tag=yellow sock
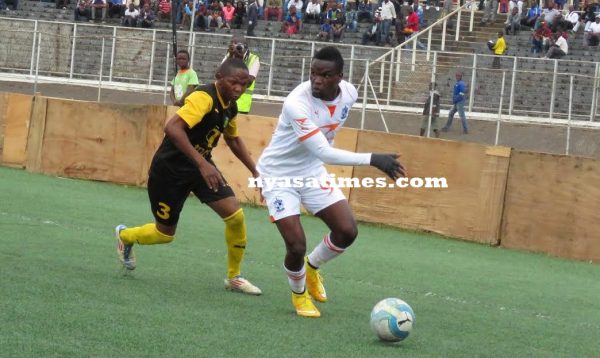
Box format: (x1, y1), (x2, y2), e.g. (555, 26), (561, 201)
(119, 223), (174, 245)
(224, 209), (247, 279)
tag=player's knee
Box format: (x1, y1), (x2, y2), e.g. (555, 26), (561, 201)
(334, 224), (358, 246)
(287, 240), (307, 258)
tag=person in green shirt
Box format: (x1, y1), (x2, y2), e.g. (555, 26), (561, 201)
(170, 49), (200, 107)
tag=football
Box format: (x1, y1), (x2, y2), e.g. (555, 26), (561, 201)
(370, 298), (415, 342)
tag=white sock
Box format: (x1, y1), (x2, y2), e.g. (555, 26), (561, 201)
(307, 232), (345, 269)
(284, 264), (306, 294)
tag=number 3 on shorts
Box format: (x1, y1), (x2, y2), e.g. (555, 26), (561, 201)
(156, 202), (171, 220)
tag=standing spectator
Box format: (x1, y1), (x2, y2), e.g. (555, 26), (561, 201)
(405, 6), (425, 48)
(264, 0), (283, 21)
(74, 0), (92, 21)
(170, 49), (199, 106)
(504, 7), (520, 35)
(442, 72), (468, 134)
(545, 32), (568, 58)
(304, 0), (321, 24)
(246, 0), (258, 36)
(157, 0), (171, 20)
(480, 0), (498, 24)
(223, 36), (260, 114)
(232, 0), (246, 28)
(180, 0), (192, 29)
(379, 0), (396, 46)
(139, 3), (156, 27)
(490, 31), (506, 68)
(122, 2), (139, 26)
(91, 0), (107, 22)
(420, 82), (441, 138)
(584, 15), (600, 46)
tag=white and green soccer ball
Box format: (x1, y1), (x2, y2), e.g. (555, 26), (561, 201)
(370, 297), (415, 342)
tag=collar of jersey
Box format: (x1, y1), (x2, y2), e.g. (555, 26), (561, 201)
(214, 82), (230, 109)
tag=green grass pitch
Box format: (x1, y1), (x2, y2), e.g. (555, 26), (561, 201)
(1, 166), (599, 357)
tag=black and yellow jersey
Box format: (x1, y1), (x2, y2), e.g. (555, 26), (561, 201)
(152, 83), (238, 171)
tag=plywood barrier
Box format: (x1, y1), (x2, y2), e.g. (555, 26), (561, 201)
(35, 97), (166, 185)
(500, 151), (600, 261)
(350, 131), (511, 244)
(1, 93), (33, 166)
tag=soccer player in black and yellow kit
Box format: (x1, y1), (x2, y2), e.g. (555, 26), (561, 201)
(115, 58), (261, 295)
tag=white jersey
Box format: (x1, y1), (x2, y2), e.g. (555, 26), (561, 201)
(257, 80), (363, 177)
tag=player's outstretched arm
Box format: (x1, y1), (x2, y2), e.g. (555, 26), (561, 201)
(370, 153), (406, 180)
(165, 115), (225, 190)
(224, 135), (259, 178)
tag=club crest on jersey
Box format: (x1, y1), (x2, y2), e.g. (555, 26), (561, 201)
(340, 106), (349, 120)
(273, 198), (285, 213)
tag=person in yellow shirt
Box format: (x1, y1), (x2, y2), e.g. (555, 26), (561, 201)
(491, 32), (506, 69)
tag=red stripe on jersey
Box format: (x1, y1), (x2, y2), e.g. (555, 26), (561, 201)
(298, 128), (320, 142)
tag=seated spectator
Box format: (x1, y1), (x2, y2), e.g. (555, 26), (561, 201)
(345, 1), (358, 32)
(332, 20), (344, 41)
(543, 4), (560, 31)
(564, 6), (580, 32)
(109, 0), (127, 18)
(221, 1), (235, 28)
(545, 32), (568, 58)
(232, 0), (245, 28)
(317, 18), (332, 40)
(585, 15), (600, 46)
(74, 0), (92, 21)
(287, 0), (302, 20)
(304, 0), (321, 24)
(582, 4), (596, 32)
(209, 9), (223, 30)
(139, 3), (155, 27)
(91, 0), (108, 22)
(531, 19), (551, 53)
(56, 0), (70, 10)
(264, 0), (283, 21)
(122, 2), (139, 26)
(357, 0), (372, 22)
(193, 2), (208, 29)
(361, 9), (382, 45)
(157, 0), (171, 20)
(521, 0), (540, 28)
(504, 7), (520, 35)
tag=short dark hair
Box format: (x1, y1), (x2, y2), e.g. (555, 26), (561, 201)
(218, 58), (248, 76)
(177, 49), (190, 60)
(313, 46), (344, 73)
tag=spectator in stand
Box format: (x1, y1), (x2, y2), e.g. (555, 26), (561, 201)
(442, 72), (468, 134)
(139, 3), (155, 27)
(318, 18), (333, 40)
(122, 2), (139, 25)
(109, 0), (127, 18)
(345, 1), (358, 32)
(499, 0), (507, 13)
(357, 0), (372, 22)
(170, 49), (199, 106)
(379, 0), (396, 47)
(56, 0), (70, 10)
(545, 32), (568, 58)
(232, 0), (245, 28)
(287, 0), (303, 20)
(180, 0), (192, 29)
(208, 8), (223, 30)
(332, 19), (345, 41)
(361, 8), (381, 45)
(157, 0), (171, 20)
(91, 0), (108, 22)
(265, 0), (283, 21)
(246, 0), (258, 36)
(222, 1), (236, 29)
(305, 0), (321, 24)
(504, 7), (520, 35)
(564, 6), (580, 33)
(585, 15), (600, 46)
(521, 0), (540, 28)
(543, 4), (560, 31)
(3, 0), (17, 10)
(281, 6), (300, 35)
(480, 0), (498, 24)
(0, 0), (7, 10)
(531, 20), (551, 53)
(75, 0), (92, 21)
(554, 0), (565, 10)
(583, 4), (596, 32)
(405, 6), (425, 48)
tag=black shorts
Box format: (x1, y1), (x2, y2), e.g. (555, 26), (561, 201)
(147, 159), (235, 226)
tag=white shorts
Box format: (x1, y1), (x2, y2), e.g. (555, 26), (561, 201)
(260, 167), (346, 222)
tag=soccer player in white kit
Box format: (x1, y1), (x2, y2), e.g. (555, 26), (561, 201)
(256, 46), (406, 317)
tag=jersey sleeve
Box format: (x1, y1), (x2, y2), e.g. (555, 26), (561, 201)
(224, 117), (238, 138)
(283, 100), (321, 142)
(188, 70), (200, 86)
(176, 91), (213, 128)
(301, 129), (371, 166)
